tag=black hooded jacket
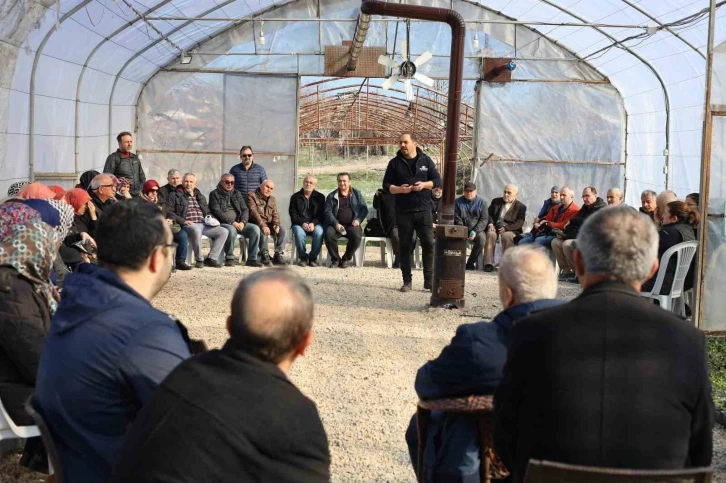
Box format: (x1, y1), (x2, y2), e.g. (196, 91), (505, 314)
(382, 147), (442, 213)
(564, 197), (607, 239)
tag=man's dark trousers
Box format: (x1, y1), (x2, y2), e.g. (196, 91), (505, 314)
(397, 210), (434, 284)
(324, 225), (363, 262)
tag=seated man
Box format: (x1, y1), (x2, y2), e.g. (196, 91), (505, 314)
(495, 206), (713, 483)
(455, 182), (488, 270)
(640, 189), (658, 223)
(551, 186), (606, 281)
(35, 200), (193, 483)
(108, 269), (330, 483)
(405, 246), (561, 483)
(166, 173), (228, 268)
(324, 172), (368, 268)
(518, 186), (579, 248)
(158, 169), (180, 203)
(536, 186), (560, 222)
(483, 184), (526, 272)
(209, 173), (263, 268)
(290, 175), (325, 267)
(656, 189), (678, 226)
(247, 179), (289, 266)
(606, 187), (624, 206)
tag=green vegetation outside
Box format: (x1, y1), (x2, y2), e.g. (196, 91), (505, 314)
(709, 336), (726, 412)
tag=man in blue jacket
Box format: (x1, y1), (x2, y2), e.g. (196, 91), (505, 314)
(323, 172), (368, 268)
(230, 145), (268, 195)
(455, 182), (488, 270)
(382, 133), (442, 292)
(405, 245), (562, 483)
(35, 200), (193, 483)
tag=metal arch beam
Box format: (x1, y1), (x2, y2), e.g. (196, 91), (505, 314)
(618, 0), (706, 60)
(537, 0), (672, 190)
(29, 0), (94, 181)
(108, 0), (237, 153)
(74, 0), (176, 176)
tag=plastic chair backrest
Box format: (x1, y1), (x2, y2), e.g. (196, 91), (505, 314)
(645, 241), (698, 297)
(0, 395), (39, 440)
(524, 459), (712, 483)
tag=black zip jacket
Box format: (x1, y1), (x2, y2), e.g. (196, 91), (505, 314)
(208, 186), (249, 225)
(289, 189), (325, 226)
(382, 147), (442, 213)
(165, 187), (210, 226)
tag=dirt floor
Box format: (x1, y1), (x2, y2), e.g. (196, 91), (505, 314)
(1, 247), (725, 482)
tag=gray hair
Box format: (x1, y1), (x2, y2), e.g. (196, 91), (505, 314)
(229, 268), (314, 364)
(182, 172), (195, 180)
(576, 206), (658, 284)
(498, 246), (557, 303)
(221, 172), (234, 181)
(607, 187), (623, 198)
(657, 190), (677, 202)
(167, 169), (180, 177)
(560, 185), (573, 196)
(641, 190), (657, 198)
(90, 173), (111, 191)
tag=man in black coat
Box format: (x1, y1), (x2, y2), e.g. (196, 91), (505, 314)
(289, 175), (326, 267)
(494, 206), (713, 483)
(483, 184), (526, 272)
(158, 169), (180, 203)
(103, 132), (146, 197)
(551, 186), (607, 281)
(209, 173), (263, 267)
(405, 246), (562, 482)
(108, 268), (330, 483)
(383, 132), (442, 292)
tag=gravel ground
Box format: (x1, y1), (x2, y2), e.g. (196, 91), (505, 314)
(1, 247), (725, 482)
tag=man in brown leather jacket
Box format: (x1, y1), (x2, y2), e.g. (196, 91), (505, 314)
(247, 180), (289, 266)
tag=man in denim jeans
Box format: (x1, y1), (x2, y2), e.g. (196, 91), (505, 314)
(289, 175), (325, 267)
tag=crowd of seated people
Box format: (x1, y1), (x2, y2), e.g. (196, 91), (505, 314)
(0, 130), (711, 483)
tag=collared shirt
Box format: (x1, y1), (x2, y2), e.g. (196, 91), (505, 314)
(186, 194), (204, 223)
(118, 149), (131, 159)
(499, 202), (513, 222)
(336, 191), (354, 226)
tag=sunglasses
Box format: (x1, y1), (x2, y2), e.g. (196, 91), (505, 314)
(241, 154), (253, 158)
(223, 180), (234, 185)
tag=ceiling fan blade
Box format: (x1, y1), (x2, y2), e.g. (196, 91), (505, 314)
(378, 55), (399, 68)
(401, 40), (408, 59)
(414, 73), (435, 87)
(404, 79), (413, 101)
(413, 51), (433, 67)
(382, 75), (399, 90)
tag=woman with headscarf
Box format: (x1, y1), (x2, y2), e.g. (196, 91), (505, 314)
(76, 170), (99, 191)
(50, 198), (94, 273)
(141, 180), (189, 270)
(65, 187), (98, 237)
(6, 180), (30, 197)
(17, 182), (57, 200)
(48, 185), (66, 200)
(0, 203), (59, 474)
(19, 199), (70, 286)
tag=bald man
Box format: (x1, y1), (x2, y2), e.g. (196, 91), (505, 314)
(483, 184), (527, 271)
(606, 188), (624, 206)
(247, 179), (290, 266)
(108, 269), (330, 483)
(655, 190), (678, 226)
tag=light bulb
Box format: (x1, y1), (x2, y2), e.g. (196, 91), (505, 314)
(258, 31), (265, 46)
(472, 33), (479, 51)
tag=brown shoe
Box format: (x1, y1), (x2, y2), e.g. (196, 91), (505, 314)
(400, 283), (412, 293)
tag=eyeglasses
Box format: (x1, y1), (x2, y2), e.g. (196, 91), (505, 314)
(241, 154), (253, 158)
(223, 180), (234, 185)
(98, 184), (114, 189)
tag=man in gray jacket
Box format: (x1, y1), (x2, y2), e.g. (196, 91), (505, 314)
(103, 132), (146, 197)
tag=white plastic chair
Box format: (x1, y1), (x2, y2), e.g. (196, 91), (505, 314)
(355, 237), (393, 268)
(640, 240), (698, 316)
(0, 396), (40, 441)
(186, 234), (247, 265)
(290, 229), (324, 264)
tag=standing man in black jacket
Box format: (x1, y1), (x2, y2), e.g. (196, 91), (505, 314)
(108, 269), (330, 483)
(209, 173), (263, 268)
(383, 133), (442, 292)
(103, 132), (146, 197)
(494, 206), (713, 483)
(289, 175), (326, 267)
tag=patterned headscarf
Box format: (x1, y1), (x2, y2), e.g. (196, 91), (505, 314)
(63, 188), (91, 215)
(0, 202), (42, 241)
(7, 181), (30, 197)
(47, 199), (74, 240)
(18, 182), (56, 200)
(0, 220), (60, 313)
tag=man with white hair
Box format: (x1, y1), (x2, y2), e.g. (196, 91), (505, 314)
(483, 184), (527, 272)
(606, 187), (624, 206)
(289, 175), (325, 267)
(158, 169), (180, 202)
(640, 189), (658, 222)
(495, 207), (713, 483)
(656, 189), (678, 225)
(405, 246), (562, 482)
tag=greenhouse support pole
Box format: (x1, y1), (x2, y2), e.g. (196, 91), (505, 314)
(695, 0), (718, 329)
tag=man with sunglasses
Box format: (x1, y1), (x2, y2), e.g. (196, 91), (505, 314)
(209, 173), (264, 267)
(231, 145), (268, 195)
(35, 200), (194, 483)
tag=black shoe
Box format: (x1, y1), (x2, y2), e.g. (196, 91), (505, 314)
(176, 261), (193, 271)
(245, 259), (264, 268)
(558, 272), (574, 281)
(329, 259), (341, 268)
(195, 261), (204, 269)
(392, 257), (400, 269)
(297, 258), (308, 267)
(204, 258), (222, 268)
(340, 258), (352, 269)
(308, 260), (319, 267)
(423, 279), (432, 291)
(466, 263), (477, 271)
(484, 264), (494, 272)
(273, 253), (290, 265)
(400, 283), (412, 293)
(224, 259), (237, 267)
(261, 253), (273, 267)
